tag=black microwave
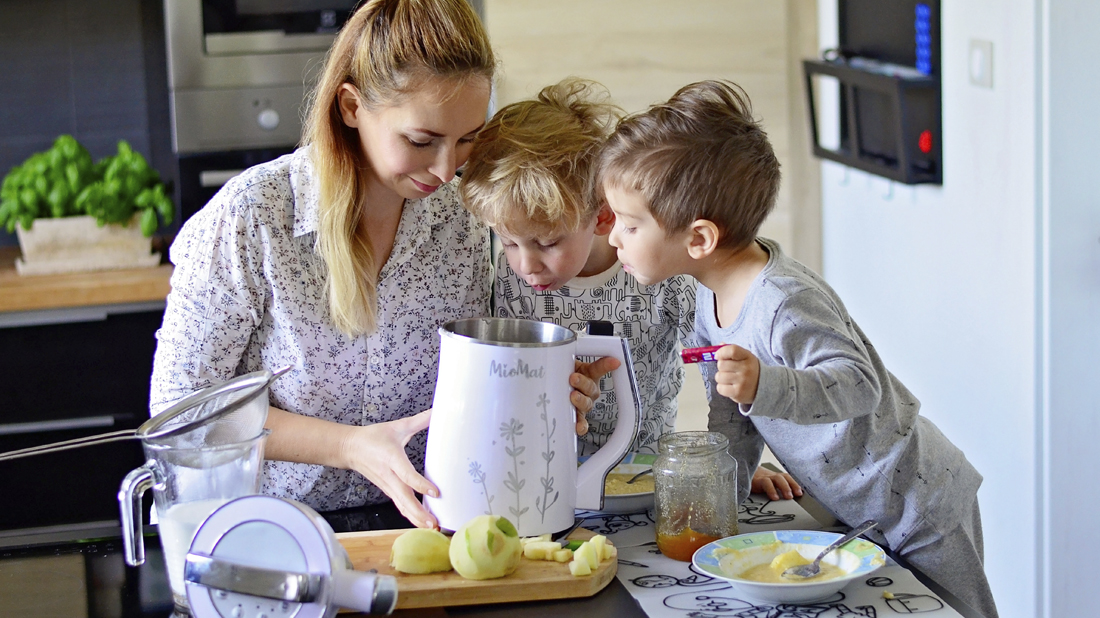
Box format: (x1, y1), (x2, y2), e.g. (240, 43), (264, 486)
(202, 0), (358, 39)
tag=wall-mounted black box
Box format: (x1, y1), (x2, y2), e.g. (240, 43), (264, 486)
(803, 0), (941, 185)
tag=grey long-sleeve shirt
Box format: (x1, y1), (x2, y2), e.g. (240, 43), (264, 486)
(695, 238), (982, 552)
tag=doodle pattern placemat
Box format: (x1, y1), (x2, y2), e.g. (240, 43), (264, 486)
(577, 495), (962, 618)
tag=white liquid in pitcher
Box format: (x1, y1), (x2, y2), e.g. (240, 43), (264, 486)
(159, 499), (230, 607)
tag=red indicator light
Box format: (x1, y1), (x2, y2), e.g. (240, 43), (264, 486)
(918, 130), (933, 153)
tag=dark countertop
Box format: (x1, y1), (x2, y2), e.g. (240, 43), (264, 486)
(0, 502), (646, 618)
(0, 486), (977, 618)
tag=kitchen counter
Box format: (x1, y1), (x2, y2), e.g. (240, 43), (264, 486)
(0, 502), (645, 618)
(0, 245), (172, 314)
(0, 493), (979, 618)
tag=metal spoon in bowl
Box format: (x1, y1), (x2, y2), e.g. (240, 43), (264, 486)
(782, 519), (878, 579)
(626, 468), (652, 484)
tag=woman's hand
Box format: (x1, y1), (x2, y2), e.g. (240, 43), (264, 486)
(570, 356), (621, 435)
(751, 466), (802, 500)
(340, 410), (440, 529)
(264, 407), (439, 529)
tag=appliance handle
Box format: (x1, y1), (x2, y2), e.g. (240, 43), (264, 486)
(199, 169), (244, 188)
(572, 335), (641, 510)
(331, 569), (398, 615)
(184, 552), (323, 602)
(118, 465), (155, 567)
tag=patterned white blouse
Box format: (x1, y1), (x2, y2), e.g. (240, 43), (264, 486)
(150, 148), (492, 512)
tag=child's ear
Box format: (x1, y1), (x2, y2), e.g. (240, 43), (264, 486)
(337, 84), (363, 128)
(593, 203), (616, 235)
(686, 219), (720, 260)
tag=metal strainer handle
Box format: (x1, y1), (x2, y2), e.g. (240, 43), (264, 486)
(0, 366), (292, 462)
(0, 430), (140, 462)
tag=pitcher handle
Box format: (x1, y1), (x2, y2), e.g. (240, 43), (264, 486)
(573, 335), (641, 510)
(118, 464), (155, 567)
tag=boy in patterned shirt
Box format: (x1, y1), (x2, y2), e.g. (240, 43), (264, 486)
(460, 78), (800, 500)
(593, 79), (997, 618)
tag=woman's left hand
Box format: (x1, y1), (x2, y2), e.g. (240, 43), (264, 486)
(340, 409), (440, 528)
(570, 356), (621, 435)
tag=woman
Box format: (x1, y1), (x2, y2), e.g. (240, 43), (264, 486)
(150, 0), (609, 529)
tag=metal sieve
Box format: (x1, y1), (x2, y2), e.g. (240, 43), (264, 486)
(0, 366), (290, 462)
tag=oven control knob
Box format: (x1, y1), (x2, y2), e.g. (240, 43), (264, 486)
(257, 109), (280, 131)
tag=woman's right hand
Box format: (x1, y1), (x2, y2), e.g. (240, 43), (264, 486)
(339, 409), (440, 529)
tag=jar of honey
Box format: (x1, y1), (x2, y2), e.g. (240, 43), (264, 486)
(653, 431), (738, 561)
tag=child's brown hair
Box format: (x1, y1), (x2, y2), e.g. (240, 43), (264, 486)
(460, 78), (621, 236)
(594, 80), (780, 250)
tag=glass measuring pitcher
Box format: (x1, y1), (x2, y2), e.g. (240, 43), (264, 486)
(119, 429), (269, 613)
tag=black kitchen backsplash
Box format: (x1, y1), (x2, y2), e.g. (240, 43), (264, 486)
(0, 0), (174, 247)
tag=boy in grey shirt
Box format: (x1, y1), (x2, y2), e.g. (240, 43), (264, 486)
(593, 80), (997, 618)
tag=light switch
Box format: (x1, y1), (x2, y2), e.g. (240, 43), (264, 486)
(969, 39), (993, 88)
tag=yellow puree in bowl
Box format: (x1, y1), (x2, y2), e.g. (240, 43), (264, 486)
(604, 472), (655, 495)
(734, 550), (847, 584)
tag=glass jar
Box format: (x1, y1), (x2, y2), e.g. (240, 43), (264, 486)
(653, 431), (738, 561)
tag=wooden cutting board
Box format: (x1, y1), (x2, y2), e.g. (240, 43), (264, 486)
(336, 528), (616, 609)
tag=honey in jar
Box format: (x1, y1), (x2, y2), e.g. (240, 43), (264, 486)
(653, 432), (738, 561)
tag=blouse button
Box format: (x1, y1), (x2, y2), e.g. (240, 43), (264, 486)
(369, 354), (382, 365)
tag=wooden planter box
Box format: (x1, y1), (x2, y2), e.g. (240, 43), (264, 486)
(14, 215), (161, 276)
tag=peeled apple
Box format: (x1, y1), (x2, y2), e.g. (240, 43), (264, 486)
(448, 515), (522, 580)
(389, 528), (453, 574)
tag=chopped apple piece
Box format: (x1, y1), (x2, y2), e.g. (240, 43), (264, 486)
(551, 548), (573, 563)
(523, 541), (563, 560)
(521, 533), (551, 545)
(569, 558), (592, 576)
(603, 544), (617, 561)
(589, 535), (607, 562)
(575, 541), (600, 570)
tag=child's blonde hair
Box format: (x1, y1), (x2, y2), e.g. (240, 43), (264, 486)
(595, 80), (780, 250)
(460, 78), (622, 236)
(304, 0), (495, 336)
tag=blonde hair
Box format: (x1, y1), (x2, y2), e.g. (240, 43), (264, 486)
(459, 78), (621, 236)
(304, 0), (495, 336)
(595, 80), (780, 250)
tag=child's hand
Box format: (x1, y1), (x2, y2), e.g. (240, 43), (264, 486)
(751, 466), (803, 500)
(570, 356), (622, 435)
(714, 344), (760, 404)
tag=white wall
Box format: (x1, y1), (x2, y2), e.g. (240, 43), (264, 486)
(1043, 1), (1100, 615)
(818, 1), (1043, 616)
(483, 0), (822, 270)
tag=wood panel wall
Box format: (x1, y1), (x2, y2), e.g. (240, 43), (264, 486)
(483, 0), (821, 271)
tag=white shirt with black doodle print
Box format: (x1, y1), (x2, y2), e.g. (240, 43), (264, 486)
(493, 251), (696, 456)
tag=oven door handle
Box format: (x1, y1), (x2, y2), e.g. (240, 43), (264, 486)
(199, 169), (244, 188)
(0, 415), (117, 437)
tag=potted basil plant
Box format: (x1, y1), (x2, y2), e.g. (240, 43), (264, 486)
(0, 135), (175, 275)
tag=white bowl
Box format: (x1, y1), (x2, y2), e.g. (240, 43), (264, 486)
(692, 529), (886, 605)
(581, 453), (655, 514)
(599, 461), (653, 513)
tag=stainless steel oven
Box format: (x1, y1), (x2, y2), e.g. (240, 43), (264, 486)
(163, 0), (355, 222)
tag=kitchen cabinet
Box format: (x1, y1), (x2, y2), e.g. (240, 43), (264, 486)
(0, 247), (172, 536)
